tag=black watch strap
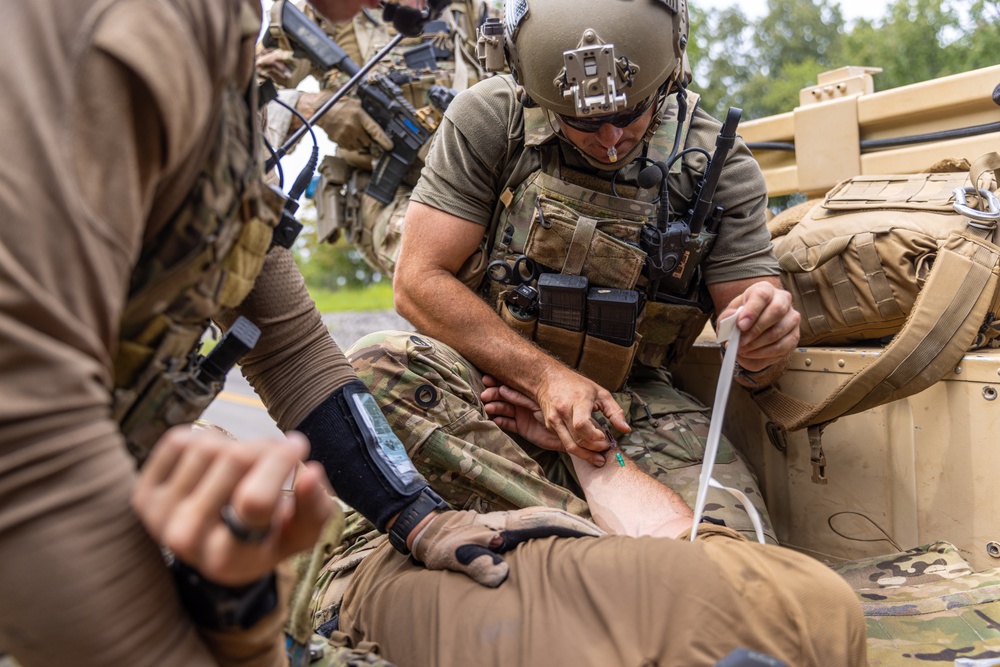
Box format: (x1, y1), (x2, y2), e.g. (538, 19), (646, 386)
(388, 487), (449, 554)
(170, 559), (278, 631)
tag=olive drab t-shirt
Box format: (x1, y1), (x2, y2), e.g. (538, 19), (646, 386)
(411, 75), (781, 286)
(0, 1), (352, 666)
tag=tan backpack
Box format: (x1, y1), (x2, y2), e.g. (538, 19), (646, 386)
(751, 153), (1000, 441)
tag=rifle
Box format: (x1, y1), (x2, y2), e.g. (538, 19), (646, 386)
(264, 1), (438, 205)
(640, 105), (742, 307)
(260, 0), (450, 252)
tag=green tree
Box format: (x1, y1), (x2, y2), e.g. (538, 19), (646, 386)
(690, 0), (1000, 121)
(691, 0), (846, 118)
(841, 0), (963, 91)
(292, 200), (382, 291)
(754, 0), (845, 75)
(951, 0), (1000, 74)
(688, 5), (756, 118)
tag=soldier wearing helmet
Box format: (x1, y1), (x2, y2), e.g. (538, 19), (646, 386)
(340, 0), (800, 543)
(501, 0), (691, 168)
(297, 4), (864, 663)
(258, 0), (496, 276)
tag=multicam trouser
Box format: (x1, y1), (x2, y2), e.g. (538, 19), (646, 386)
(313, 157), (408, 278)
(307, 329), (777, 632)
(346, 330), (776, 541)
(296, 634), (397, 667)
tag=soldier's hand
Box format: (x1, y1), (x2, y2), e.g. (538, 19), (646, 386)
(255, 48), (300, 87)
(296, 92), (394, 153)
(481, 375), (563, 450)
(534, 366), (630, 466)
(411, 508), (604, 587)
(719, 281), (800, 372)
(132, 427), (334, 587)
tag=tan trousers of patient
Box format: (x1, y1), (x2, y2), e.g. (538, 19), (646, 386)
(337, 525), (867, 667)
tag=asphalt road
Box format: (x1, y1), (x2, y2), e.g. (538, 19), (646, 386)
(201, 309), (409, 439)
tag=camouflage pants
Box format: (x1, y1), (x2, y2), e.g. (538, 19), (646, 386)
(347, 330), (776, 542)
(352, 192), (407, 278)
(314, 158), (407, 278)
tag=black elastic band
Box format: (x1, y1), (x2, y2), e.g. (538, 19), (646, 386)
(171, 560), (277, 631)
(296, 381), (425, 531)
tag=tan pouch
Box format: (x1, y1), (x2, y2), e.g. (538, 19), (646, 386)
(576, 333), (641, 392)
(634, 301), (710, 370)
(773, 169), (999, 346)
(534, 321), (584, 367)
(755, 155), (1000, 435)
(523, 197), (645, 290)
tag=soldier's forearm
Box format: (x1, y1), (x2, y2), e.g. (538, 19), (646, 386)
(571, 450), (693, 539)
(394, 264), (564, 400)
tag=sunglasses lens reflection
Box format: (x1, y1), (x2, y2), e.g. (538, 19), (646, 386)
(558, 96), (654, 132)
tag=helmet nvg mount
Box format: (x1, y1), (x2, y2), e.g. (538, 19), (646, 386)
(477, 0), (689, 117)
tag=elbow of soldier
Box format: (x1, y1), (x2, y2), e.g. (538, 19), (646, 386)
(392, 264), (423, 323)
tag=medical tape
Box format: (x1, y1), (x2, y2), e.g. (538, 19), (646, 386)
(689, 307), (766, 543)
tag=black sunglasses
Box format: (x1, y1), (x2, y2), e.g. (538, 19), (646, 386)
(556, 94), (656, 133)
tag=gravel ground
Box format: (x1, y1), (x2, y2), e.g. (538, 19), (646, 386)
(200, 309), (414, 440)
(322, 309), (411, 350)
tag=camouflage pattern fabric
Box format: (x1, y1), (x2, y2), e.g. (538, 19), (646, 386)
(300, 632), (396, 667)
(112, 79), (280, 464)
(832, 542), (1000, 665)
(858, 567), (1000, 665)
(346, 330), (776, 542)
(310, 513), (384, 630)
(352, 186), (409, 277)
(485, 96), (710, 378)
(834, 541), (976, 591)
(307, 1), (491, 277)
(296, 511), (394, 664)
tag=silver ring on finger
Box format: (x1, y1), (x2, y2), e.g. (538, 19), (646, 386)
(220, 504), (271, 544)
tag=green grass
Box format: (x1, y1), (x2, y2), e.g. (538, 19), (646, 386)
(197, 283), (393, 357)
(308, 282), (395, 313)
(198, 283), (393, 355)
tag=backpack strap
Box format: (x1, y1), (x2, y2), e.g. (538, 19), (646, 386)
(752, 229), (1000, 433)
(971, 151), (1000, 191)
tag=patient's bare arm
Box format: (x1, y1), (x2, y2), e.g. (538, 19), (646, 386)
(481, 376), (693, 538)
(569, 449), (693, 538)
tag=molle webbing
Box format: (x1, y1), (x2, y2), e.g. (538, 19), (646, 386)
(758, 162), (1000, 441)
(112, 80), (279, 463)
(482, 98), (707, 384)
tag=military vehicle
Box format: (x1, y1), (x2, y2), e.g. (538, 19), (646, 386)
(675, 64), (1000, 665)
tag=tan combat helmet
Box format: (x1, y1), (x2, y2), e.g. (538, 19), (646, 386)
(482, 0), (689, 117)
